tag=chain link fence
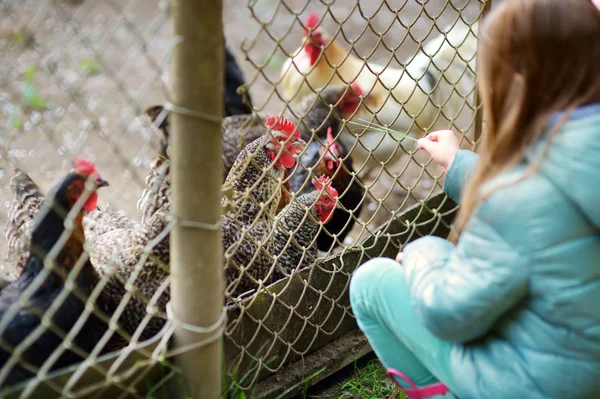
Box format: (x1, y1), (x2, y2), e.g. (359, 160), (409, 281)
(0, 0), (486, 396)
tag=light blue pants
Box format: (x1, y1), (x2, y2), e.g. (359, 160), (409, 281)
(350, 257), (458, 398)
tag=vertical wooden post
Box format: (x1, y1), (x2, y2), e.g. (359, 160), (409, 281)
(473, 0), (492, 149)
(170, 0), (224, 396)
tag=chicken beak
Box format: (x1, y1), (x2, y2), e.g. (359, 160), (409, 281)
(292, 138), (307, 155)
(96, 178), (109, 188)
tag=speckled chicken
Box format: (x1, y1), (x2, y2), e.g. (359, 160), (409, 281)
(0, 159), (111, 387)
(144, 84), (364, 215)
(87, 199), (171, 342)
(79, 156), (171, 342)
(271, 175), (338, 280)
(222, 116), (305, 297)
(137, 155), (170, 225)
(4, 169), (44, 279)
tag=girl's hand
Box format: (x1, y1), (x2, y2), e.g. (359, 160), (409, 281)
(395, 251), (403, 264)
(417, 130), (460, 171)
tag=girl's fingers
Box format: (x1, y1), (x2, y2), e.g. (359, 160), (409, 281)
(417, 138), (435, 151)
(395, 252), (403, 263)
(425, 132), (440, 141)
(426, 130), (455, 142)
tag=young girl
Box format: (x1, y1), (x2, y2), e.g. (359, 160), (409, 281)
(349, 0), (600, 398)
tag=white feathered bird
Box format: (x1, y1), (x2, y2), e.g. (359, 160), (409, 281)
(280, 12), (478, 174)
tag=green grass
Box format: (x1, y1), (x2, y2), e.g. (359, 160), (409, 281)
(307, 359), (404, 399)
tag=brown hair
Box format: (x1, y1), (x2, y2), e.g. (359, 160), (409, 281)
(451, 0), (600, 242)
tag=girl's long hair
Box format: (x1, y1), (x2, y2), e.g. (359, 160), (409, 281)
(451, 0), (600, 242)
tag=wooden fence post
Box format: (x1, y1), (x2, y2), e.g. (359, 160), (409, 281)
(170, 0), (224, 396)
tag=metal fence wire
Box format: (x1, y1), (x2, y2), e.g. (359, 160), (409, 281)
(0, 0), (487, 397)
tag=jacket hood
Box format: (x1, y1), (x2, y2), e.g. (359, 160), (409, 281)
(525, 103), (600, 228)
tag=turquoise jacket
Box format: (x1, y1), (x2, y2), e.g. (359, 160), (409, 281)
(403, 103), (600, 399)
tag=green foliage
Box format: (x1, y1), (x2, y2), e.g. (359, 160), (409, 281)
(80, 57), (100, 75)
(21, 65), (50, 110)
(10, 107), (22, 129)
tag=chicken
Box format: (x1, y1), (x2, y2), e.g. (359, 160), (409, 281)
(0, 159), (111, 387)
(137, 155), (170, 225)
(83, 155), (172, 342)
(290, 127), (363, 251)
(224, 43), (253, 116)
(144, 43), (252, 159)
(145, 83), (363, 179)
(144, 84), (365, 216)
(87, 201), (171, 342)
(4, 170), (139, 276)
(4, 169), (44, 279)
(280, 12), (478, 173)
(222, 116), (305, 297)
(272, 175), (338, 279)
(284, 86), (365, 251)
(3, 160), (172, 343)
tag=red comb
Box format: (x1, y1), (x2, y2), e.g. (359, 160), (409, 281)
(326, 127), (334, 144)
(305, 11), (320, 32)
(73, 157), (97, 176)
(351, 82), (363, 97)
(312, 175), (339, 198)
(265, 116), (300, 138)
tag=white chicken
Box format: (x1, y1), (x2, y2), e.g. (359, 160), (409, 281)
(280, 12), (479, 174)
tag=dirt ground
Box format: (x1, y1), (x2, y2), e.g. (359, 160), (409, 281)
(0, 0), (481, 278)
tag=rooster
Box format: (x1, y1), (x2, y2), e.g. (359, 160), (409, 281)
(272, 175), (338, 280)
(0, 159), (111, 386)
(222, 116), (305, 297)
(280, 12), (478, 173)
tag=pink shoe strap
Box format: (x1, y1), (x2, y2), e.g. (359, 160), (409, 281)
(386, 368), (450, 399)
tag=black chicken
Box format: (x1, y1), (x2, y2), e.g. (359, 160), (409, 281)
(224, 43), (252, 116)
(144, 42), (252, 158)
(0, 158), (111, 387)
(288, 85), (366, 251)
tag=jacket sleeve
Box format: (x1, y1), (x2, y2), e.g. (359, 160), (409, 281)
(402, 216), (529, 343)
(443, 150), (480, 204)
